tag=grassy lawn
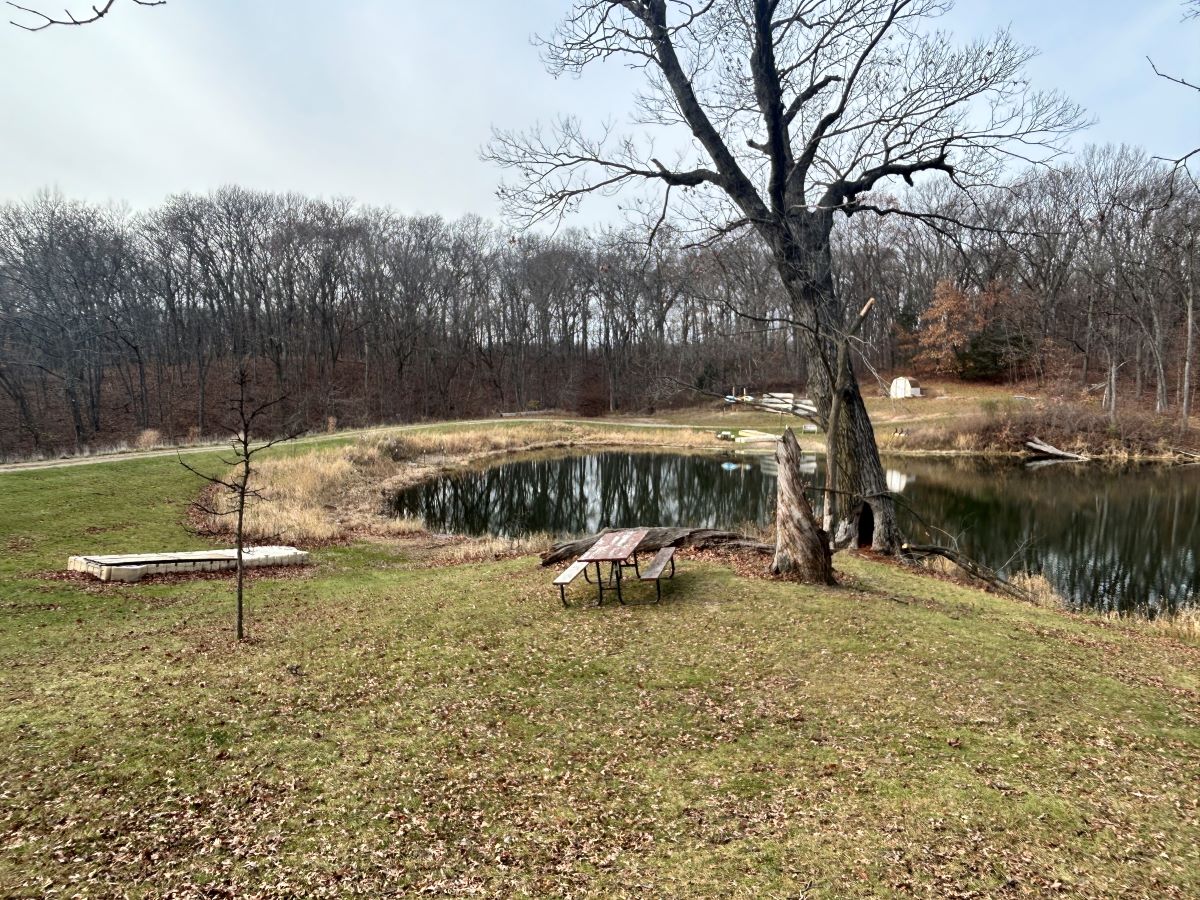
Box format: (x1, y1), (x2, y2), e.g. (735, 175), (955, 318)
(2, 448), (1199, 897)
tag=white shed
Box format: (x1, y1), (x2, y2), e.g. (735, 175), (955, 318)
(888, 376), (922, 399)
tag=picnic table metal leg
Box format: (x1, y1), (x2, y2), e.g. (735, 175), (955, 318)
(614, 561), (625, 604)
(656, 556), (676, 601)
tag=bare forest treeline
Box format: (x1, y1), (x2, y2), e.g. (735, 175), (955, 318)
(0, 144), (1196, 455)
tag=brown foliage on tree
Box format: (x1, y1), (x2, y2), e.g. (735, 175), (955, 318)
(912, 279), (1031, 381)
(912, 280), (974, 376)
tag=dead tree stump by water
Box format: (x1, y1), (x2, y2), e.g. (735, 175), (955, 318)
(771, 427), (835, 583)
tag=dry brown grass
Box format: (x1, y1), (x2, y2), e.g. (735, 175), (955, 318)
(197, 422), (719, 546)
(1008, 571), (1061, 608)
(915, 560), (1200, 643)
(1001, 568), (1200, 644)
(428, 532), (556, 565)
(212, 451), (357, 544)
(1103, 606), (1200, 645)
(894, 393), (1190, 459)
(198, 447), (413, 544)
(372, 421), (715, 462)
(378, 515), (426, 536)
(134, 428), (163, 450)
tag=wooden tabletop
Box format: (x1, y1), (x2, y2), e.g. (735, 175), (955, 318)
(579, 528), (649, 563)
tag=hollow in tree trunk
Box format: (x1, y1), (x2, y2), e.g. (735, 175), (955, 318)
(767, 211), (902, 553)
(771, 427), (835, 583)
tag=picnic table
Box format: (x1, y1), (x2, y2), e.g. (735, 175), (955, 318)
(553, 527), (677, 606)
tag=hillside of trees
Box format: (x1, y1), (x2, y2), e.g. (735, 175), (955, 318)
(0, 144), (1195, 456)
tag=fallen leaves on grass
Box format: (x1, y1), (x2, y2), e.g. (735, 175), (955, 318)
(37, 565), (317, 589)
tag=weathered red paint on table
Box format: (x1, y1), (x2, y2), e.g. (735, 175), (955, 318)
(578, 528), (649, 563)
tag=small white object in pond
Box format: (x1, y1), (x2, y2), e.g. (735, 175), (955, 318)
(67, 546), (309, 583)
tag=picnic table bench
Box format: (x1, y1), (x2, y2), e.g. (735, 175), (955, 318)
(554, 527), (677, 606)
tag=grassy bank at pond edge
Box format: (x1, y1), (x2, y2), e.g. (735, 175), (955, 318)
(652, 380), (1200, 461)
(194, 421), (726, 544)
(2, 436), (1199, 897)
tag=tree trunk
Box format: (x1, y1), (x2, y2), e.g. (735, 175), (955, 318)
(1183, 276), (1195, 431)
(771, 428), (834, 583)
(767, 212), (902, 553)
(1081, 296), (1093, 388)
(1134, 341), (1143, 401)
(1107, 353), (1119, 425)
(235, 457), (247, 641)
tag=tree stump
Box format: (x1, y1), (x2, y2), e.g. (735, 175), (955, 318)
(771, 427), (835, 583)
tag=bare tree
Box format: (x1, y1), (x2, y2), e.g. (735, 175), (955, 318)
(180, 364), (294, 641)
(487, 0), (1084, 555)
(1147, 0), (1200, 170)
(7, 0), (162, 31)
(4, 167), (1195, 461)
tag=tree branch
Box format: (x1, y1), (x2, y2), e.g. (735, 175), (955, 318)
(7, 0), (163, 31)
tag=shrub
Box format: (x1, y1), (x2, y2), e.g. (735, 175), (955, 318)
(134, 428), (162, 449)
(573, 376), (609, 417)
(575, 392), (608, 417)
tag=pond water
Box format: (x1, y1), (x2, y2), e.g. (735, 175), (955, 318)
(388, 450), (1200, 615)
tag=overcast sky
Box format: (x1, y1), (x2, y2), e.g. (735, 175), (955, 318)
(1, 0), (1196, 220)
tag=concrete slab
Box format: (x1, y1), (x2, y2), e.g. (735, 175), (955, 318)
(67, 546), (309, 582)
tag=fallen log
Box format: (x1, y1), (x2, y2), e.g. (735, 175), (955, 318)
(540, 527), (772, 567)
(1025, 437), (1089, 461)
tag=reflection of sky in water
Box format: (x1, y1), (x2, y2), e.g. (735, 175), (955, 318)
(390, 452), (1200, 615)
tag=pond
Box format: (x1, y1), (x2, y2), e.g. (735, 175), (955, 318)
(388, 450), (1200, 616)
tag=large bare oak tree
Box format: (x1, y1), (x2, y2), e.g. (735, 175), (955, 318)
(487, 0), (1084, 553)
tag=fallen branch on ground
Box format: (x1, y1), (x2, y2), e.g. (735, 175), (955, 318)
(902, 543), (1032, 603)
(1025, 437), (1089, 461)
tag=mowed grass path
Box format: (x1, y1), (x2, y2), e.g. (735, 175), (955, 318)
(1, 451), (1199, 897)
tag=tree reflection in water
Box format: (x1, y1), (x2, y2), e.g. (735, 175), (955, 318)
(389, 451), (1200, 615)
(893, 457), (1200, 616)
(390, 451), (777, 539)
